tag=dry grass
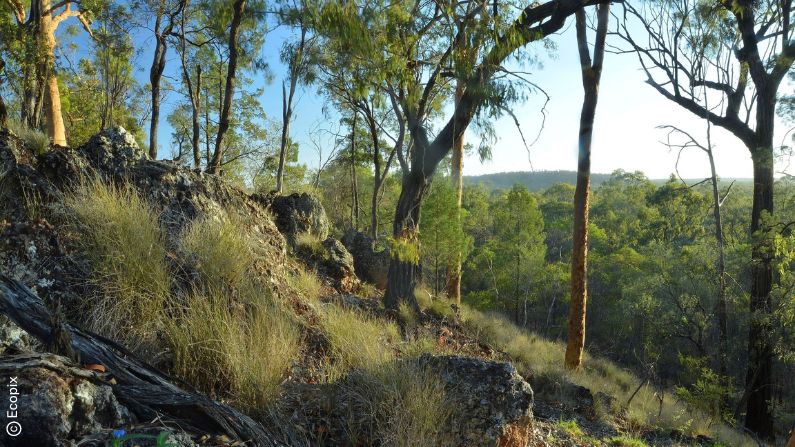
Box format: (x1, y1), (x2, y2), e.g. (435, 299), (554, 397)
(459, 306), (756, 447)
(321, 303), (400, 380)
(288, 267), (324, 302)
(181, 211), (255, 289)
(340, 362), (453, 447)
(8, 119), (49, 154)
(65, 178), (170, 352)
(166, 286), (300, 414)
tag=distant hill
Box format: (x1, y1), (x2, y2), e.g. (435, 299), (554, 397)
(464, 170), (614, 192)
(464, 170), (754, 192)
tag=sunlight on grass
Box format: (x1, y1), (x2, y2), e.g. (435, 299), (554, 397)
(459, 306), (756, 447)
(181, 211), (256, 289)
(321, 303), (399, 380)
(65, 178), (170, 353)
(166, 286), (300, 414)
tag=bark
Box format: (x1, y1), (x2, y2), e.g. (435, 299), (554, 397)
(350, 112), (360, 230)
(0, 276), (278, 446)
(149, 0), (183, 159)
(445, 81), (465, 305)
(0, 58), (7, 128)
(745, 114), (775, 438)
(149, 3), (165, 159)
(41, 1), (66, 146)
(192, 66), (202, 168)
(787, 427), (795, 447)
(207, 0), (245, 175)
(276, 28), (305, 194)
(565, 4), (608, 370)
(21, 0), (44, 129)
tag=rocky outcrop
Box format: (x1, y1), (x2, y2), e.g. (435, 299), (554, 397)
(417, 355), (534, 447)
(341, 230), (390, 289)
(258, 192), (330, 245)
(0, 354), (133, 447)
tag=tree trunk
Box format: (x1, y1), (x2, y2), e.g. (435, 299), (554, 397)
(445, 81), (465, 305)
(0, 58), (7, 127)
(149, 1), (167, 159)
(705, 122), (729, 405)
(368, 110), (381, 240)
(192, 66), (202, 168)
(350, 112), (360, 230)
(277, 79), (296, 193)
(744, 99), (775, 438)
(207, 0), (245, 175)
(384, 170), (425, 313)
(786, 427), (795, 447)
(565, 4), (608, 370)
(41, 1), (66, 146)
(22, 0), (44, 130)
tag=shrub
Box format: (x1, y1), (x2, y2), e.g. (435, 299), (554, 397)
(65, 179), (170, 352)
(166, 287), (300, 414)
(321, 303), (399, 379)
(181, 211), (255, 289)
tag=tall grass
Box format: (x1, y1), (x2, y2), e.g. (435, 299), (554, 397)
(321, 303), (400, 380)
(181, 211), (255, 289)
(7, 119), (49, 154)
(65, 178), (170, 352)
(167, 287), (300, 414)
(459, 306), (756, 447)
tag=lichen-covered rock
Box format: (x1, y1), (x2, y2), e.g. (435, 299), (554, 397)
(81, 126), (147, 177)
(320, 238), (360, 293)
(0, 354), (133, 447)
(259, 192), (330, 244)
(417, 354), (534, 447)
(341, 230), (390, 289)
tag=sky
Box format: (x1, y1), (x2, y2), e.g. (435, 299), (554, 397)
(59, 5), (795, 181)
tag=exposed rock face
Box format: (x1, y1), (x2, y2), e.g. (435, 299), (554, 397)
(0, 126), (288, 300)
(82, 126), (147, 176)
(261, 192), (330, 245)
(417, 354), (534, 447)
(0, 354), (133, 447)
(341, 230), (390, 289)
(320, 238), (360, 293)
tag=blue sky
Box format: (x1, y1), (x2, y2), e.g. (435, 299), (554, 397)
(61, 7), (793, 180)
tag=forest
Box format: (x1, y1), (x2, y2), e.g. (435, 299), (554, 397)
(1, 0), (795, 446)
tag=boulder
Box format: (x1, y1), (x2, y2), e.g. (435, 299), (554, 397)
(260, 192), (330, 245)
(0, 354), (133, 447)
(416, 354), (534, 447)
(81, 126), (147, 177)
(341, 230), (390, 289)
(320, 238), (360, 293)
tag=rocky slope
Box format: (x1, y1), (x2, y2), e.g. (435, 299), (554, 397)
(0, 127), (540, 447)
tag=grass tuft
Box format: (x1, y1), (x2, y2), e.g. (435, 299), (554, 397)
(181, 211), (255, 289)
(7, 119), (49, 154)
(65, 178), (170, 352)
(166, 287), (300, 414)
(321, 303), (399, 379)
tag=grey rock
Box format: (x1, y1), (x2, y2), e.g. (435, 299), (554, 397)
(81, 126), (146, 177)
(341, 230), (391, 289)
(260, 193), (331, 244)
(416, 354), (534, 447)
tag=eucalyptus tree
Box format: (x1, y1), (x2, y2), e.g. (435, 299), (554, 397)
(312, 0), (606, 312)
(148, 0), (186, 159)
(614, 0), (795, 437)
(565, 2), (609, 371)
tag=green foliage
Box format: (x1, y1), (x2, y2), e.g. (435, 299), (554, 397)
(7, 119), (48, 154)
(556, 419), (584, 438)
(608, 436), (648, 447)
(674, 355), (733, 425)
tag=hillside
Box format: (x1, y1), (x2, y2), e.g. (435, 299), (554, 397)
(465, 170), (754, 191)
(0, 127), (757, 447)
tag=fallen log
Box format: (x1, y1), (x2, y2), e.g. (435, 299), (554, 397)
(0, 275), (281, 446)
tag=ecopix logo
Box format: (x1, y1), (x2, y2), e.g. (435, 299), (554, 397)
(5, 377), (21, 437)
